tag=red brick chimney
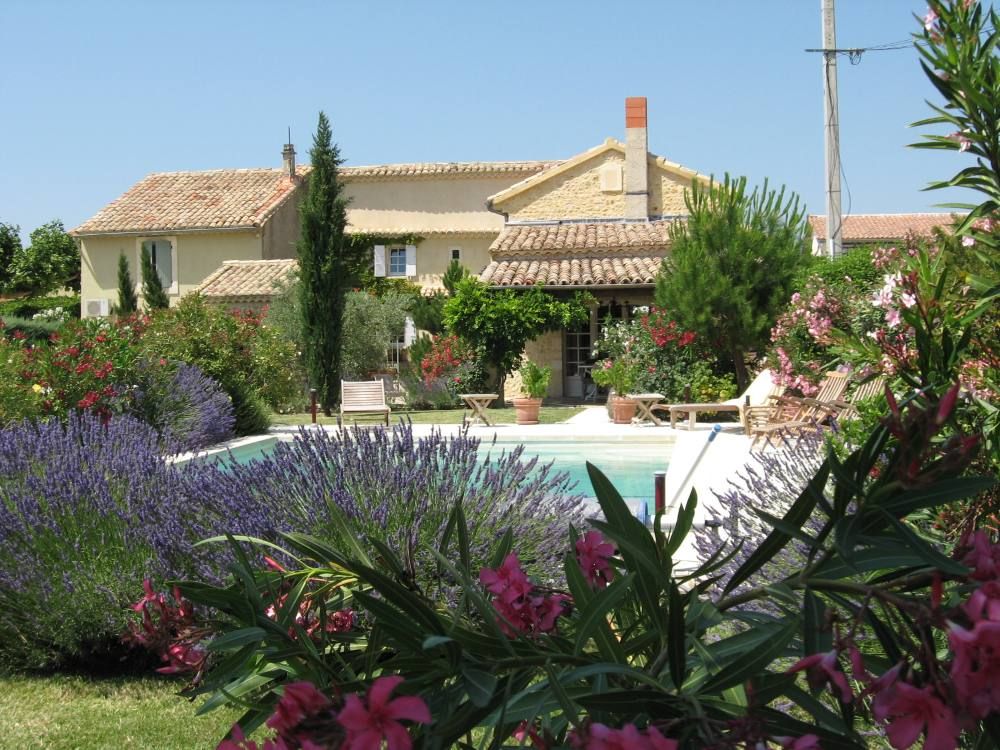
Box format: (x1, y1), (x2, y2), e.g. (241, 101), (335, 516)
(624, 97), (649, 220)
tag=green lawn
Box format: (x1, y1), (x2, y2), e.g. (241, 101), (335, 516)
(273, 405), (587, 426)
(0, 675), (241, 749)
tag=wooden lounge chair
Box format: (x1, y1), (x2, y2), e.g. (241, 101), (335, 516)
(824, 375), (888, 422)
(746, 371), (850, 447)
(658, 369), (782, 431)
(340, 380), (391, 426)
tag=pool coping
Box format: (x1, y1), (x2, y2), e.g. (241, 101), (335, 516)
(167, 433), (279, 467)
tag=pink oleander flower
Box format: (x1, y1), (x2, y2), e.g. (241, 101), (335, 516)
(777, 735), (821, 750)
(787, 650), (852, 703)
(267, 681), (331, 735)
(962, 235), (976, 247)
(960, 530), (1000, 580)
(872, 679), (959, 750)
(899, 291), (916, 309)
(949, 596), (1000, 719)
(575, 530), (616, 589)
(480, 553), (533, 604)
(924, 8), (938, 31)
(217, 725), (293, 750)
(337, 676), (431, 750)
(569, 722), (678, 750)
(949, 131), (973, 152)
(885, 309), (902, 329)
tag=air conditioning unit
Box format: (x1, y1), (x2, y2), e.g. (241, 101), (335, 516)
(85, 298), (110, 317)
(599, 163), (623, 193)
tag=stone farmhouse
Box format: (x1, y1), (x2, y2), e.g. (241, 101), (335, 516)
(73, 97), (956, 399)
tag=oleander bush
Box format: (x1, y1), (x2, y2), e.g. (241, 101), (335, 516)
(140, 295), (301, 433)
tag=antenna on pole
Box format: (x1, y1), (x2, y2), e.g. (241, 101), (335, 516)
(821, 0), (843, 259)
(287, 126), (291, 145)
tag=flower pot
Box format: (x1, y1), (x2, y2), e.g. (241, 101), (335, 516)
(513, 397), (543, 425)
(611, 396), (637, 425)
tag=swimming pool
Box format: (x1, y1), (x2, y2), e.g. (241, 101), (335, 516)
(478, 440), (670, 509)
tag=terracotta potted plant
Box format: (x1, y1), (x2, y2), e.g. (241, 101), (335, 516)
(513, 360), (551, 425)
(592, 359), (639, 424)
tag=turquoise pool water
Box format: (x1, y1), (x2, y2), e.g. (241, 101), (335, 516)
(479, 441), (670, 506)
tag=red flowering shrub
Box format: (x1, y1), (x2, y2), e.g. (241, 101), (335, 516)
(594, 307), (736, 402)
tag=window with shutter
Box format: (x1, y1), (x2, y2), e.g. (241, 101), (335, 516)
(405, 244), (417, 278)
(373, 245), (386, 277)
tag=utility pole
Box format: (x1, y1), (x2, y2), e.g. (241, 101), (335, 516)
(822, 0), (843, 258)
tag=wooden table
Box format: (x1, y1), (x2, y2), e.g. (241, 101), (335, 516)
(627, 393), (665, 425)
(460, 393), (499, 426)
(668, 402), (740, 429)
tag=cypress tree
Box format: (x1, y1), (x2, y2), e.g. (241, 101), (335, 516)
(140, 244), (170, 310)
(298, 112), (351, 415)
(114, 252), (138, 315)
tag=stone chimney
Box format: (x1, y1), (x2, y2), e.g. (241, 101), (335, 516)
(624, 96), (649, 221)
(282, 141), (296, 179)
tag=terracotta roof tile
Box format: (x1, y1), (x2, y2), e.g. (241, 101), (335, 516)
(340, 160), (558, 180)
(197, 259), (297, 301)
(72, 167), (311, 235)
(490, 220), (675, 255)
(480, 255), (663, 287)
(808, 213), (956, 242)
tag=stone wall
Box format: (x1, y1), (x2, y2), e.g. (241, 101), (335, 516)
(499, 151), (692, 222)
(504, 330), (564, 401)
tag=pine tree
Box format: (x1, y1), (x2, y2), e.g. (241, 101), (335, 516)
(140, 243), (170, 310)
(114, 253), (138, 315)
(298, 112), (352, 415)
(654, 175), (809, 391)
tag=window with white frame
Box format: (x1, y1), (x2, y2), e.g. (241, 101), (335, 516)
(388, 247), (407, 277)
(140, 238), (175, 289)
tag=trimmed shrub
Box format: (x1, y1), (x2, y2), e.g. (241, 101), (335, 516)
(0, 294), (81, 320)
(0, 316), (62, 344)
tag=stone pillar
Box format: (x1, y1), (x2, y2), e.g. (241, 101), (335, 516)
(282, 142), (296, 179)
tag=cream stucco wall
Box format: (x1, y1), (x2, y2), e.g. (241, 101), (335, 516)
(496, 152), (692, 221)
(80, 231), (262, 316)
(262, 189), (304, 260)
(409, 236), (494, 291)
(343, 175), (517, 234)
(505, 330), (565, 401)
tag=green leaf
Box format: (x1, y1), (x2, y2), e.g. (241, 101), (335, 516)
(667, 582), (687, 688)
(802, 589), (831, 656)
(462, 666), (498, 707)
(207, 627), (269, 652)
(573, 574), (633, 661)
(723, 463), (830, 595)
(664, 491), (697, 560)
(699, 618), (798, 694)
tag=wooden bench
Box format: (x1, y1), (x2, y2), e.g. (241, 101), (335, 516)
(340, 380), (391, 426)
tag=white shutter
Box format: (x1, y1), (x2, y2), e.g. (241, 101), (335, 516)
(405, 244), (417, 278)
(403, 316), (416, 346)
(373, 245), (386, 277)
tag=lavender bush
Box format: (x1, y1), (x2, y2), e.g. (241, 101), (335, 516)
(133, 360), (236, 453)
(0, 414), (276, 671)
(693, 429), (827, 605)
(181, 422), (586, 590)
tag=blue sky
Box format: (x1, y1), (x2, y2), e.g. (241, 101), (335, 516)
(0, 0), (972, 241)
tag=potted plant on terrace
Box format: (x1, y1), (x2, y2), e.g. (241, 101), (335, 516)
(513, 360), (550, 425)
(592, 358), (639, 424)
